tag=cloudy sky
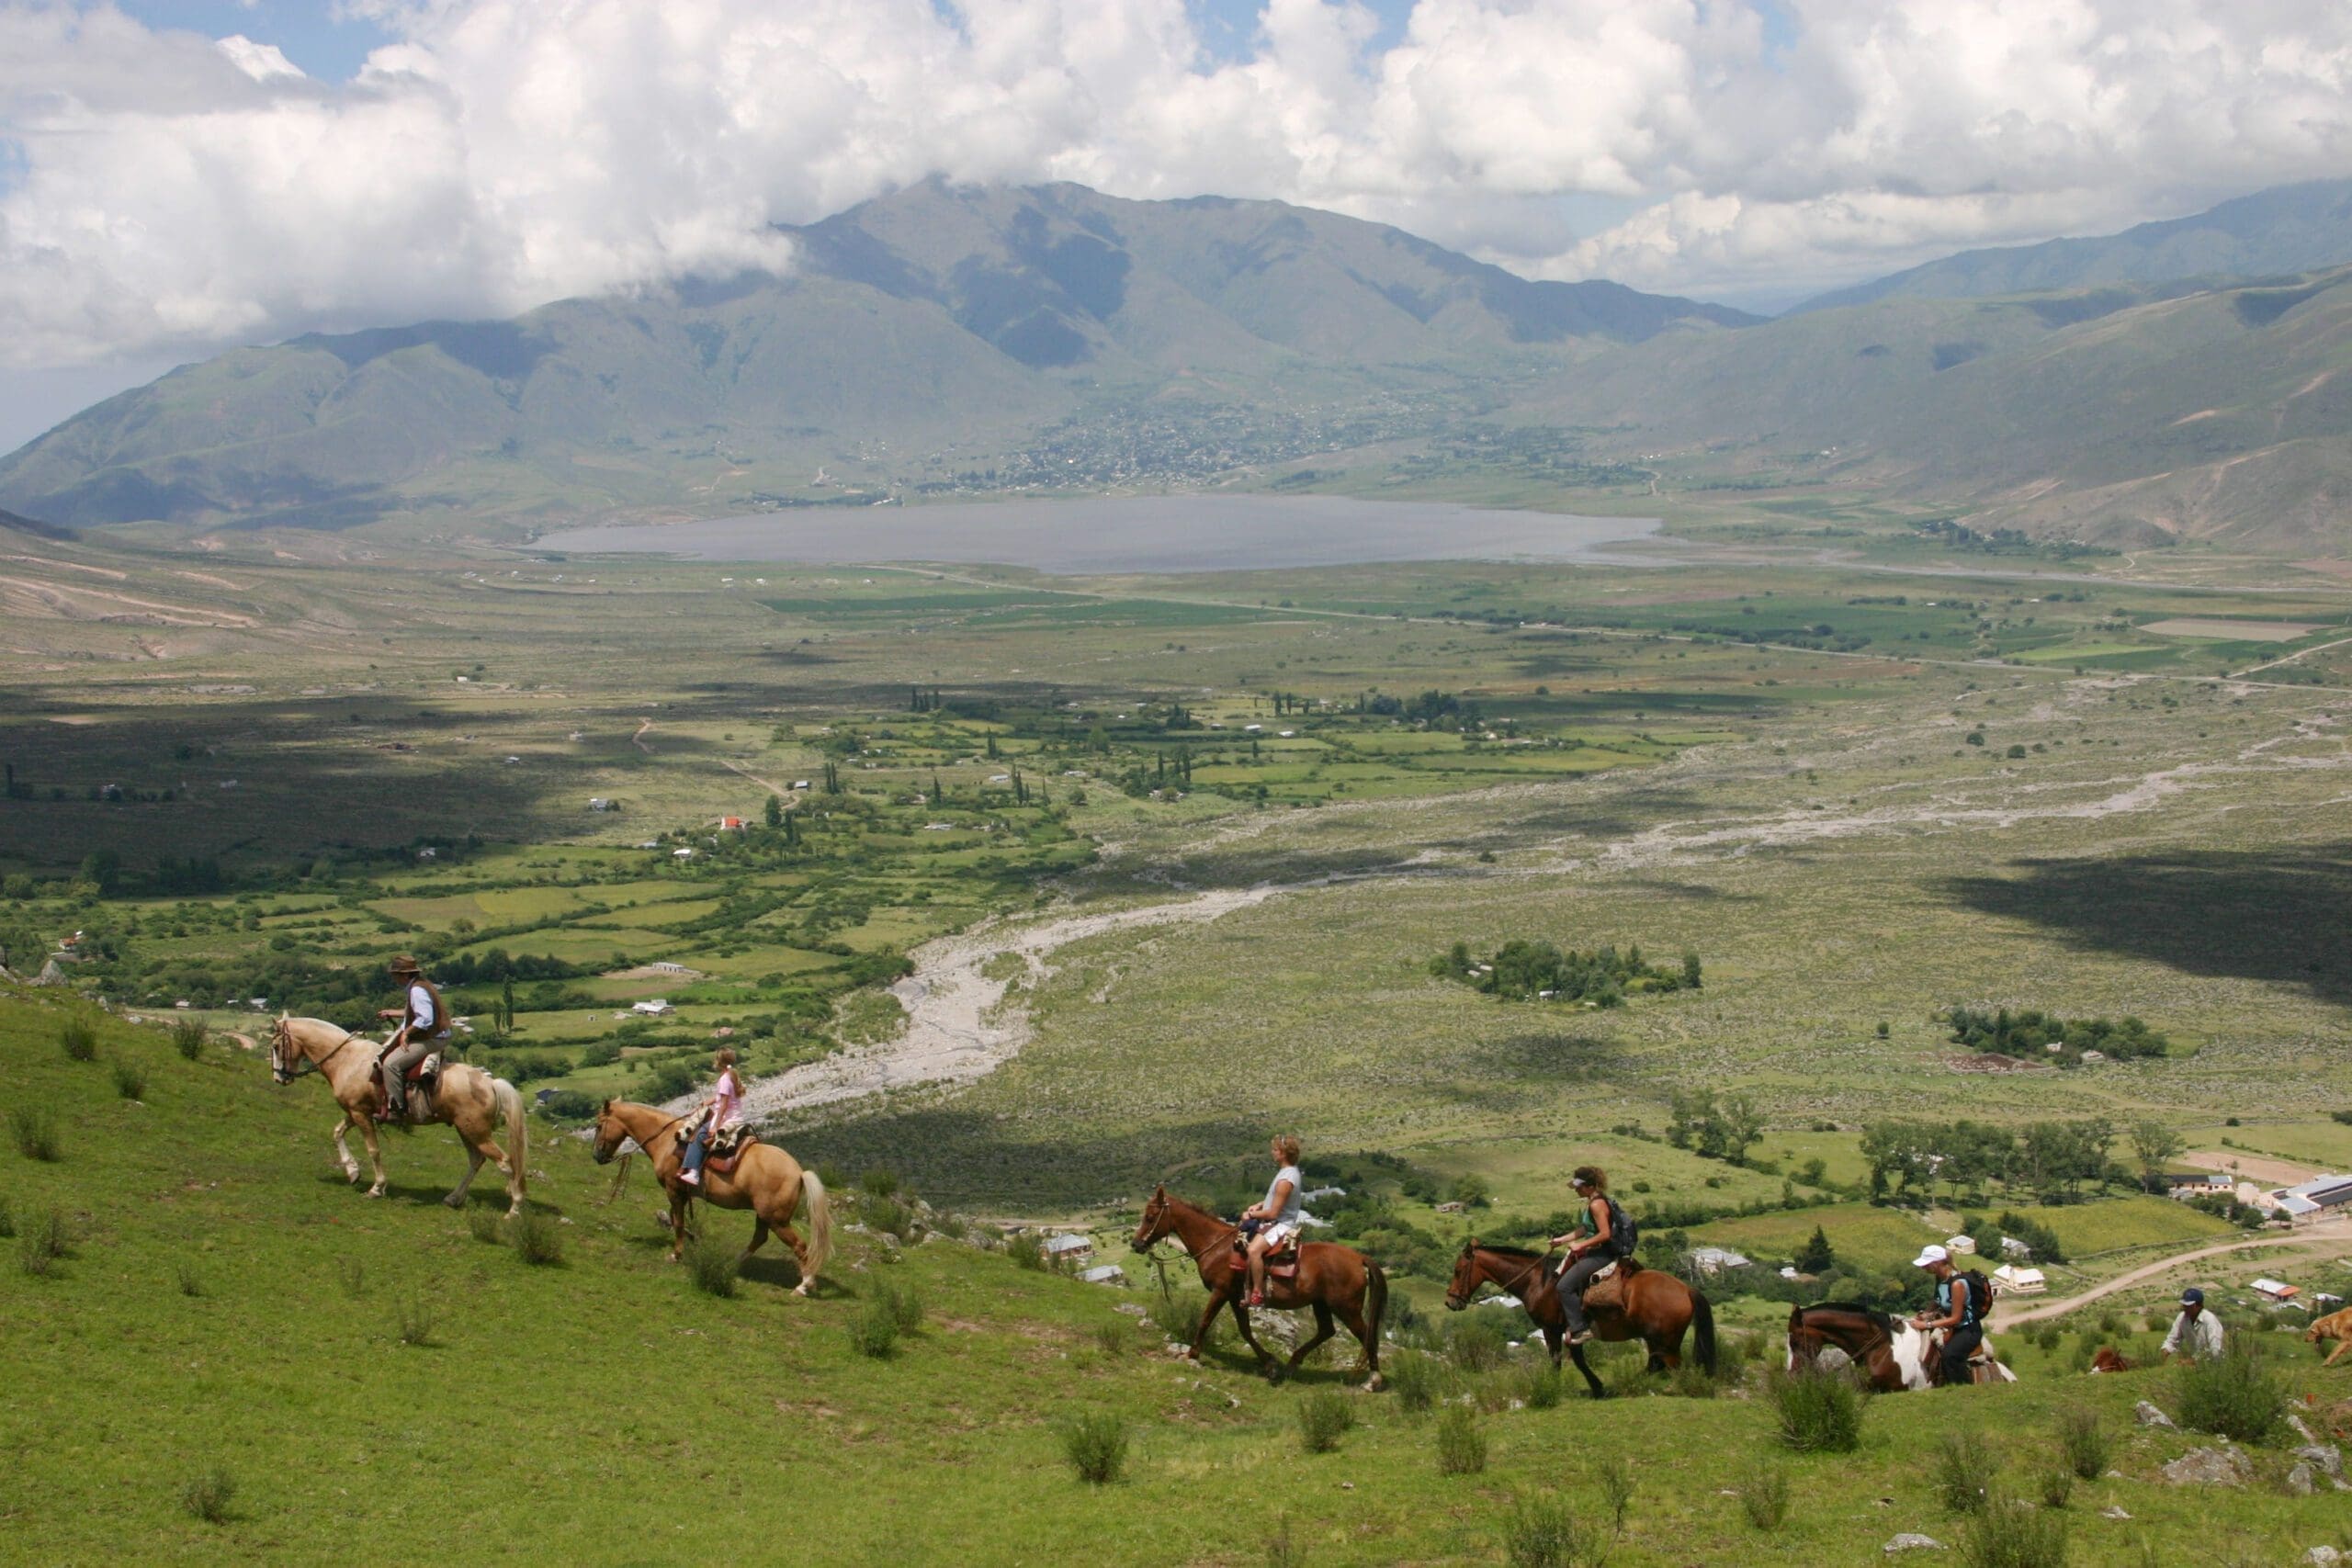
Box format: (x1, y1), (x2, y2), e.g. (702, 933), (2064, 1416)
(2, 0), (2348, 448)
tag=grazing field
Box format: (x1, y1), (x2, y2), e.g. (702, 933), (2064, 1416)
(3, 992), (2350, 1566)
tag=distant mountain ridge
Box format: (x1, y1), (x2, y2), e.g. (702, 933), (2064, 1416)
(0, 181), (1750, 532)
(1793, 179), (2352, 314)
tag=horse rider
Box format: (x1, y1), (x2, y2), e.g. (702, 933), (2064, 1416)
(1551, 1166), (1625, 1346)
(1238, 1134), (1305, 1307)
(1908, 1244), (1982, 1386)
(375, 955), (449, 1122)
(2160, 1287), (2223, 1363)
(677, 1047), (744, 1189)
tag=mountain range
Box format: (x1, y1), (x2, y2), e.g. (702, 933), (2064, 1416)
(5, 176), (2352, 553)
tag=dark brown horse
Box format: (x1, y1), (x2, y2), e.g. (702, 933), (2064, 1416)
(1447, 1241), (1715, 1399)
(1130, 1186), (1386, 1388)
(1785, 1302), (2015, 1390)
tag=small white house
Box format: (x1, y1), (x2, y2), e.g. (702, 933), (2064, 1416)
(1991, 1264), (2046, 1294)
(1999, 1235), (2033, 1259)
(632, 998), (674, 1017)
(588, 797), (614, 811)
(1079, 1264), (1125, 1287)
(1946, 1235), (1977, 1255)
(1044, 1234), (1093, 1261)
(1690, 1246), (1752, 1273)
(2250, 1277), (2300, 1302)
(673, 847), (694, 859)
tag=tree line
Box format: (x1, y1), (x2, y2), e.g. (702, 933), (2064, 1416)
(1431, 939), (1700, 1005)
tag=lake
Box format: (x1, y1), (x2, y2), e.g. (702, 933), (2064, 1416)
(532, 495), (1659, 574)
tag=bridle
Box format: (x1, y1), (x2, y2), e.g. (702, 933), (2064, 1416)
(1133, 1197), (1235, 1267)
(1449, 1244), (1557, 1310)
(270, 1022), (358, 1086)
(594, 1107), (689, 1165)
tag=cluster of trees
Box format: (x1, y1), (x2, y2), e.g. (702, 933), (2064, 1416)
(1860, 1117), (2130, 1204)
(1943, 1005), (2169, 1063)
(1666, 1089), (1764, 1164)
(1431, 940), (1699, 1005)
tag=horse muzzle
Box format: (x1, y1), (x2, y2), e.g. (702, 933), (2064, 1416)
(1443, 1292), (1469, 1313)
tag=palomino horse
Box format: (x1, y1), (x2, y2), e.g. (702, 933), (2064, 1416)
(1785, 1302), (2018, 1390)
(268, 1015), (527, 1214)
(1129, 1186), (1385, 1388)
(1447, 1241), (1715, 1399)
(590, 1100), (832, 1295)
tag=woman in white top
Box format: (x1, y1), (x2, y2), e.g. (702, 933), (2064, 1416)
(1240, 1134), (1305, 1307)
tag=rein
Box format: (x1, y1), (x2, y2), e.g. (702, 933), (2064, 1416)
(273, 1025), (360, 1085)
(1455, 1246), (1558, 1309)
(1143, 1202), (1238, 1268)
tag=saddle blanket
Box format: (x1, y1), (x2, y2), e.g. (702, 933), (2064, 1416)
(1228, 1243), (1300, 1279)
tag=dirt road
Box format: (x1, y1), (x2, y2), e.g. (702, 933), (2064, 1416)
(1990, 1219), (2352, 1327)
(2180, 1149), (2322, 1186)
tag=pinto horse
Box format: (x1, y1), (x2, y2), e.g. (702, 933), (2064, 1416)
(1130, 1186), (1385, 1388)
(269, 1015), (527, 1214)
(1785, 1302), (2018, 1390)
(1446, 1241), (1715, 1399)
(591, 1100), (832, 1295)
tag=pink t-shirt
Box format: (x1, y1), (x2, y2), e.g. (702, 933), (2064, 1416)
(710, 1068), (743, 1130)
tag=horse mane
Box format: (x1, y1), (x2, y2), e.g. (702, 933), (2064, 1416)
(1798, 1300), (1896, 1334)
(1476, 1243), (1545, 1260)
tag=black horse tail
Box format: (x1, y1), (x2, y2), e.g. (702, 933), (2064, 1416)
(1365, 1258), (1389, 1344)
(1691, 1288), (1718, 1375)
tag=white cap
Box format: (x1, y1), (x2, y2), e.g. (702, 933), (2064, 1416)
(1911, 1244), (1950, 1269)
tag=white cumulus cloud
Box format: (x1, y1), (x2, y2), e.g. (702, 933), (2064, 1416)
(1, 0), (2349, 368)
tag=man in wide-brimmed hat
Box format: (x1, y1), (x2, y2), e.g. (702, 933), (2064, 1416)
(375, 955), (449, 1122)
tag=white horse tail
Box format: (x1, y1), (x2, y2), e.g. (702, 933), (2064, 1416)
(798, 1168), (832, 1292)
(494, 1077), (527, 1189)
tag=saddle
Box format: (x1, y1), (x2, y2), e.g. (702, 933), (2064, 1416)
(378, 1053), (441, 1122)
(705, 1122), (756, 1177)
(1581, 1258), (1626, 1313)
(1228, 1234), (1300, 1280)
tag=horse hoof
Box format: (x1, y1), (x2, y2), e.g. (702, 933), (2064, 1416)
(793, 1283), (810, 1297)
(1364, 1373), (1385, 1393)
(366, 1187), (385, 1199)
(443, 1194), (464, 1210)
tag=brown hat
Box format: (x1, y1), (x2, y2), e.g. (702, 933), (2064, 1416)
(389, 954), (422, 977)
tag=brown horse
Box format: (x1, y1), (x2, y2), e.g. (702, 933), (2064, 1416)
(269, 1015), (526, 1214)
(1130, 1186), (1385, 1388)
(1785, 1302), (2017, 1390)
(1447, 1241), (1715, 1399)
(591, 1100), (832, 1295)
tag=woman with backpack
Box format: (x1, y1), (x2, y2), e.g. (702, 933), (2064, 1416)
(1550, 1166), (1632, 1346)
(1909, 1244), (1987, 1385)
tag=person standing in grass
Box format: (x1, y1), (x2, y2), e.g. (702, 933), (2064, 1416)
(1551, 1166), (1624, 1346)
(678, 1048), (743, 1189)
(374, 955), (447, 1122)
(2161, 1287), (2223, 1362)
(1909, 1244), (1983, 1386)
(1239, 1134), (1305, 1306)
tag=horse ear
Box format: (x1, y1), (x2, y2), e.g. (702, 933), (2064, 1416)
(1152, 1183), (1166, 1198)
(600, 1097), (614, 1113)
(1463, 1235), (1476, 1252)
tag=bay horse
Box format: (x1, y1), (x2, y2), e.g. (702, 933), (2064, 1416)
(591, 1100), (832, 1295)
(269, 1015), (526, 1214)
(1785, 1302), (2018, 1390)
(1130, 1186), (1385, 1388)
(1447, 1241), (1715, 1399)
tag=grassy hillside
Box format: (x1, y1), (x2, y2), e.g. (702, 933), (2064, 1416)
(4, 987), (2350, 1565)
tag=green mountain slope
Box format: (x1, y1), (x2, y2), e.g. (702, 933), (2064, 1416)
(0, 182), (1749, 532)
(1532, 267), (2352, 549)
(1793, 178), (2352, 313)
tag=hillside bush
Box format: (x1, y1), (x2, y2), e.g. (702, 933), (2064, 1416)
(1387, 1349), (1444, 1415)
(18, 1205), (68, 1277)
(1434, 1407), (1487, 1475)
(1957, 1491), (2068, 1568)
(111, 1060), (146, 1100)
(59, 1018), (97, 1061)
(1933, 1430), (2000, 1514)
(1146, 1284), (1204, 1344)
(175, 1260), (204, 1298)
(1297, 1389), (1353, 1454)
(1445, 1314), (1509, 1372)
(506, 1207), (563, 1266)
(876, 1280), (924, 1334)
(1596, 1455), (1634, 1532)
(10, 1104), (60, 1162)
(1521, 1362), (1564, 1409)
(2037, 1469), (2072, 1509)
(337, 1257), (367, 1298)
(2054, 1407), (2109, 1481)
(467, 1208), (503, 1245)
(169, 1018), (207, 1061)
(2175, 1342), (2286, 1442)
(682, 1233), (739, 1299)
(393, 1292), (435, 1347)
(180, 1468), (236, 1525)
(1766, 1366), (1866, 1453)
(1263, 1516), (1308, 1568)
(1002, 1229), (1046, 1270)
(847, 1295), (899, 1359)
(1499, 1494), (1603, 1568)
(1059, 1412), (1126, 1485)
(0, 1200), (13, 1238)
(1738, 1463), (1791, 1531)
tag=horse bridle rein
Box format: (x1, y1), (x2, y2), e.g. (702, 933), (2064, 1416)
(271, 1025), (358, 1085)
(1451, 1244), (1558, 1309)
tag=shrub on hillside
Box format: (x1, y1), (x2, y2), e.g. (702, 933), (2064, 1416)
(1146, 1285), (1204, 1344)
(468, 1209), (503, 1245)
(507, 1207), (563, 1266)
(1596, 1456), (1634, 1533)
(112, 1060), (147, 1100)
(1002, 1230), (1046, 1271)
(1263, 1517), (1308, 1568)
(2175, 1342), (2286, 1442)
(847, 1295), (899, 1359)
(1738, 1463), (1791, 1531)
(1499, 1494), (1605, 1568)
(682, 1233), (739, 1299)
(2055, 1407), (2109, 1481)
(1434, 1407), (1487, 1475)
(180, 1468), (236, 1525)
(169, 1018), (207, 1061)
(0, 1200), (14, 1238)
(59, 1018), (97, 1061)
(1059, 1412), (1126, 1485)
(1445, 1314), (1508, 1372)
(1521, 1362), (1564, 1410)
(175, 1260), (204, 1298)
(1956, 1491), (2068, 1568)
(1387, 1349), (1445, 1415)
(1297, 1389), (1353, 1454)
(393, 1292), (435, 1347)
(17, 1205), (68, 1278)
(9, 1104), (60, 1162)
(875, 1280), (924, 1333)
(1766, 1366), (1866, 1453)
(1933, 1430), (2001, 1514)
